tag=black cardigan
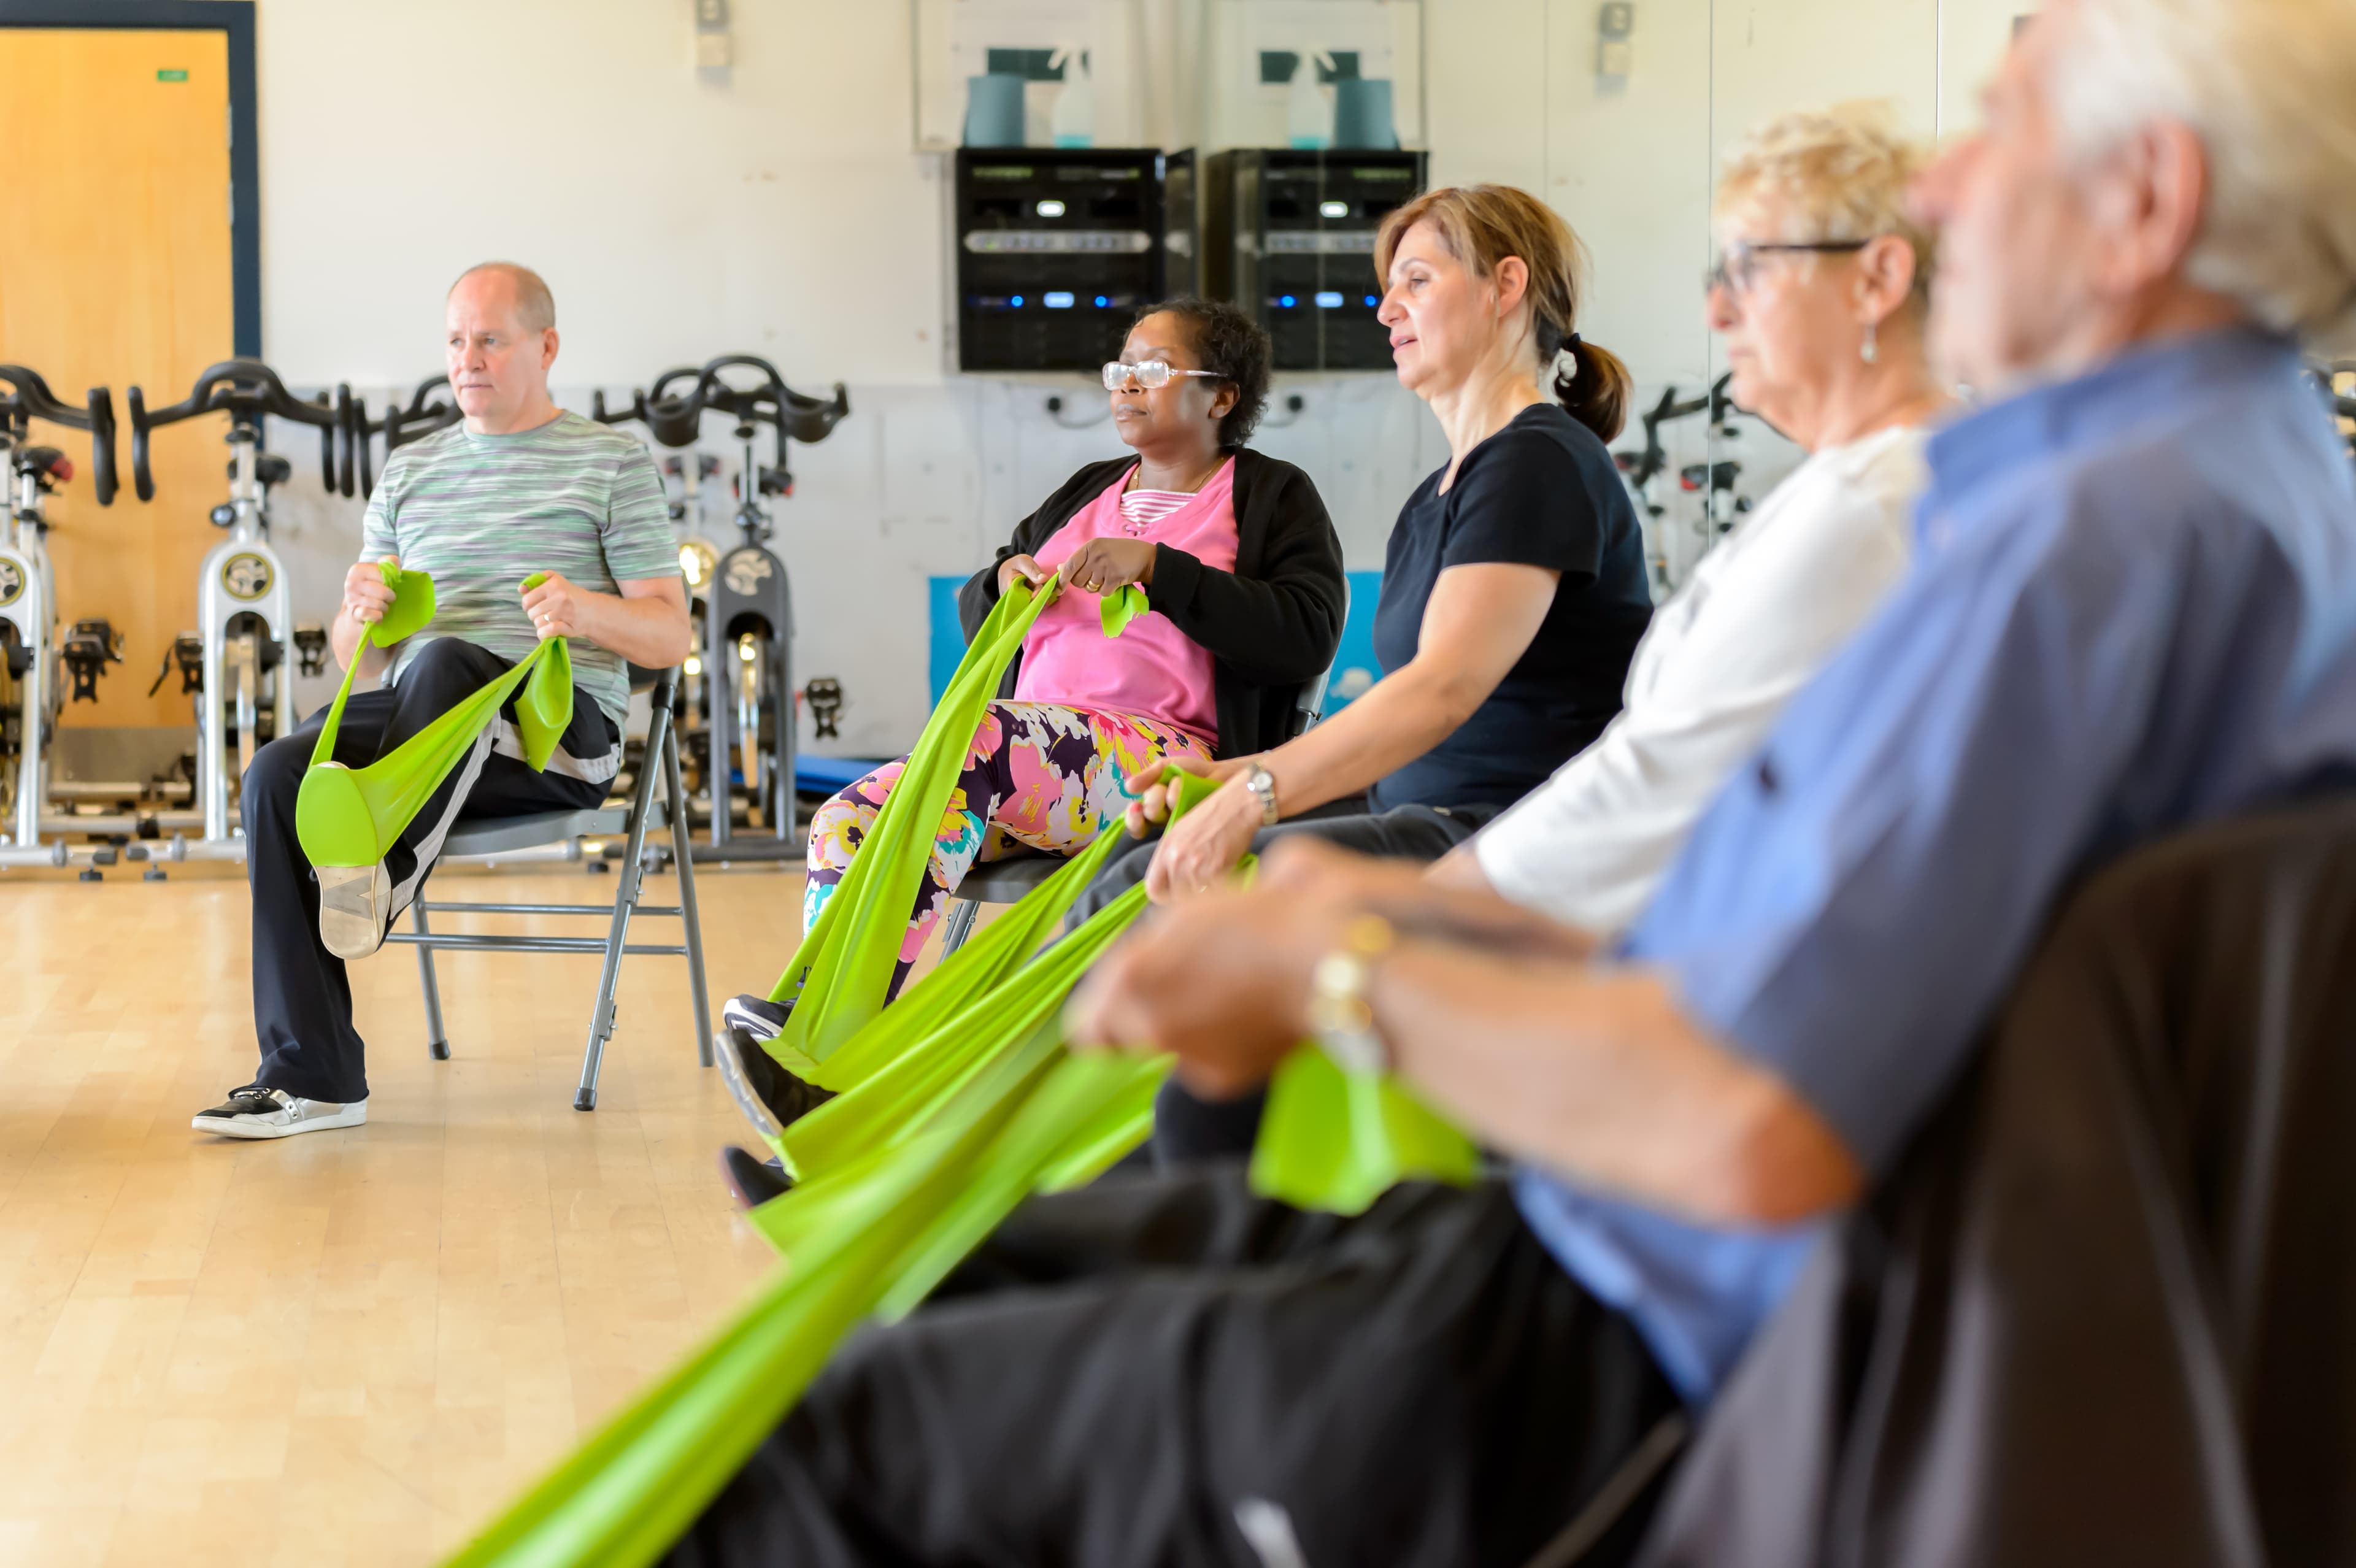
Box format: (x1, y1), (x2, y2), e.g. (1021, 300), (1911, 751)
(956, 448), (1347, 758)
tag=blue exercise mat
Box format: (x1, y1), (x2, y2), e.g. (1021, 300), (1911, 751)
(796, 755), (882, 794)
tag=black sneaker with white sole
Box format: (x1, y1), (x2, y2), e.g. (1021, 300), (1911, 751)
(191, 1084), (369, 1139)
(714, 1020), (836, 1143)
(720, 993), (792, 1042)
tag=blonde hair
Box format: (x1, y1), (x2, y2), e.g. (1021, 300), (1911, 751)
(1374, 184), (1633, 443)
(1714, 103), (1936, 307)
(2046, 0), (2356, 347)
(448, 261), (556, 334)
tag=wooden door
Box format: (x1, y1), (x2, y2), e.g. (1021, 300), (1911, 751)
(0, 26), (236, 728)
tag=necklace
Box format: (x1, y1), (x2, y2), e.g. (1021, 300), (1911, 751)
(1130, 455), (1225, 494)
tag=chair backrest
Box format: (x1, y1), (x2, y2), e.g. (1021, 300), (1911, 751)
(1288, 578), (1350, 740)
(1637, 794), (2356, 1568)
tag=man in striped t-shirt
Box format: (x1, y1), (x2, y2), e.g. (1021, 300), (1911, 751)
(194, 263), (691, 1142)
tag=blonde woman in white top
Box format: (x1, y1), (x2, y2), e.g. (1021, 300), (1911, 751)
(1153, 104), (1955, 1164)
(1449, 104), (1954, 935)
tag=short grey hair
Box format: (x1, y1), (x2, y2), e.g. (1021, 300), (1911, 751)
(2045, 0), (2356, 347)
(1714, 102), (1937, 306)
(448, 261), (556, 333)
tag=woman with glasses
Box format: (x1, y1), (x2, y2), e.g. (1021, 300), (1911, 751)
(716, 298), (1344, 1078)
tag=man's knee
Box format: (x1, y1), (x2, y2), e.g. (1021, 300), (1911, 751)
(241, 732), (312, 820)
(393, 636), (507, 707)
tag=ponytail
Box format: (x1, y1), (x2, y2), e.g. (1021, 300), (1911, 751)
(1539, 323), (1632, 444)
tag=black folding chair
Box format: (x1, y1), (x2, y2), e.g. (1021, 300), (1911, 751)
(384, 668), (713, 1109)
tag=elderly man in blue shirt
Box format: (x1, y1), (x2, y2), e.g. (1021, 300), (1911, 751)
(655, 3), (2356, 1564)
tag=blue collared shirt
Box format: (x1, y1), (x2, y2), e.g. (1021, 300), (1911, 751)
(1515, 327), (2356, 1404)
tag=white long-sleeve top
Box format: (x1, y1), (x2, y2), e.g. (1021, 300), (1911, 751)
(1471, 424), (1926, 937)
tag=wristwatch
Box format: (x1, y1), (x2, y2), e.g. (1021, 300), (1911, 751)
(1308, 915), (1396, 1075)
(1242, 761), (1281, 826)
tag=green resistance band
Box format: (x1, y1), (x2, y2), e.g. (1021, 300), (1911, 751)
(1099, 582), (1150, 637)
(759, 572), (1072, 1075)
(295, 565), (575, 870)
(443, 778), (1222, 1568)
(440, 768), (1472, 1568)
(764, 767), (1225, 1177)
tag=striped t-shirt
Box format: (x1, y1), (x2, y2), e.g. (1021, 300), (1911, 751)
(358, 412), (674, 726)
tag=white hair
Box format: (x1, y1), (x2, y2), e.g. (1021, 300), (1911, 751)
(2044, 0), (2356, 347)
(1715, 102), (1937, 306)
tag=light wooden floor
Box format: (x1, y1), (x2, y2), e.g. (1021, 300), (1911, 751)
(0, 856), (823, 1567)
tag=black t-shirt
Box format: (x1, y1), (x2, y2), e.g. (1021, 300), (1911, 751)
(1369, 402), (1654, 812)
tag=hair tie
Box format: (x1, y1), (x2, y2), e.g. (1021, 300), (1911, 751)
(1568, 331), (1584, 352)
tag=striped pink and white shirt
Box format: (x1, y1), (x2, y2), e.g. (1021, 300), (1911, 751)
(1116, 487), (1195, 533)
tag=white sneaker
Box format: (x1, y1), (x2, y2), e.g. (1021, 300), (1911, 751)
(191, 1085), (369, 1139)
(317, 860), (393, 960)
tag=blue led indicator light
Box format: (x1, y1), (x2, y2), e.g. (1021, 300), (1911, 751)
(1009, 294), (1025, 308)
(1364, 294), (1379, 307)
(1279, 294), (1297, 308)
(1044, 291), (1076, 309)
(1315, 291), (1344, 309)
(1095, 294), (1109, 308)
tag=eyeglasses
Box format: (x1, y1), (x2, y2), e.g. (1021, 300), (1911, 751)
(1102, 360), (1226, 391)
(1706, 239), (1873, 298)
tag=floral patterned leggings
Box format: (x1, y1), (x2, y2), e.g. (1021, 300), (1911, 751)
(805, 701), (1216, 1000)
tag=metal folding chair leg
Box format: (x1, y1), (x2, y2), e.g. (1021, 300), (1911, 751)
(938, 896), (981, 959)
(662, 715), (715, 1067)
(414, 900), (450, 1059)
(574, 704), (666, 1112)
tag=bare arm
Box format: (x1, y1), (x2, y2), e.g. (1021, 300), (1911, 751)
(1377, 951), (1860, 1226)
(1068, 837), (1861, 1227)
(1131, 561), (1558, 899)
(523, 573), (693, 667)
(1252, 561), (1560, 813)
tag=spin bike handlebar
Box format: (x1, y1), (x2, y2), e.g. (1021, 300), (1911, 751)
(0, 364), (120, 506)
(591, 367), (704, 449)
(126, 358), (353, 504)
(1621, 372), (1736, 491)
(693, 355), (850, 445)
(350, 375), (461, 499)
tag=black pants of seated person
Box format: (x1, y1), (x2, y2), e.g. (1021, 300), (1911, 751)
(1070, 794), (1499, 1168)
(243, 636), (617, 1104)
(660, 1166), (1682, 1568)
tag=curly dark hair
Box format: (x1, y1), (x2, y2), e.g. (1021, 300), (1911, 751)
(1131, 296), (1273, 449)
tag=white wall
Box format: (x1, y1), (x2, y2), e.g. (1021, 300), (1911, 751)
(249, 0), (2029, 750)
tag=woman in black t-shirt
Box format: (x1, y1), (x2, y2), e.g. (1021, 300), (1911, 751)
(1085, 182), (1653, 910)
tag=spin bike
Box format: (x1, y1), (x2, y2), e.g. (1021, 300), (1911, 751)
(599, 356), (848, 859)
(595, 367), (723, 810)
(128, 361), (352, 853)
(0, 366), (121, 868)
(1614, 373), (1741, 592)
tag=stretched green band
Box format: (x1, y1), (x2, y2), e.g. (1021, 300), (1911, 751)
(435, 581), (1471, 1568)
(295, 566), (574, 870)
